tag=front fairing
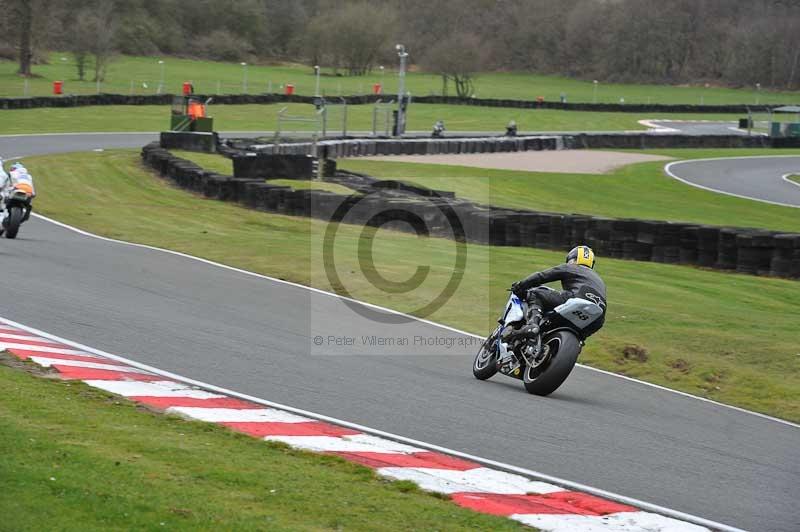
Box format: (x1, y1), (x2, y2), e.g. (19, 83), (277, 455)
(502, 293), (526, 326)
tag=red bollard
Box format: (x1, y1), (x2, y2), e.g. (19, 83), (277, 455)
(53, 80), (63, 95)
(285, 84), (295, 95)
(373, 83), (382, 95)
(182, 82), (193, 95)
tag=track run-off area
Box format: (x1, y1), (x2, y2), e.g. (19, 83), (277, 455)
(1, 133), (798, 532)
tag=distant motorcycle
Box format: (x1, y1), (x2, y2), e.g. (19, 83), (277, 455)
(473, 287), (603, 395)
(2, 184), (33, 239)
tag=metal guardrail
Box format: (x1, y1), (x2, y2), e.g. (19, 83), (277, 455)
(275, 98), (349, 138)
(372, 99), (394, 136)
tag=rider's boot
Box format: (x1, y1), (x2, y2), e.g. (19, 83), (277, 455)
(528, 306), (543, 334)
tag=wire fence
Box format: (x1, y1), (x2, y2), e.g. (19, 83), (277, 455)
(6, 78), (389, 99)
(4, 77), (791, 107)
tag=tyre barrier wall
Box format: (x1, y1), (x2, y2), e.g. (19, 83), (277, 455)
(564, 134), (775, 150)
(160, 131), (218, 153)
(232, 153), (317, 180)
(218, 136), (562, 159)
(0, 92), (783, 114)
(217, 134), (796, 161)
(141, 142), (800, 280)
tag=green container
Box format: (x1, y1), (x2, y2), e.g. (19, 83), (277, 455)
(785, 123), (800, 137)
(193, 117), (214, 132)
(170, 114), (213, 132)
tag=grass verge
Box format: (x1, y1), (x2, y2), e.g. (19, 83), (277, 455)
(0, 102), (745, 135)
(0, 355), (524, 531)
(3, 52), (799, 104)
(339, 149), (800, 233)
(19, 149), (800, 423)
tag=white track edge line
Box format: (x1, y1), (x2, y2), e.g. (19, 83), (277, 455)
(30, 212), (799, 429)
(0, 315), (743, 532)
(637, 120), (681, 133)
(664, 156), (800, 209)
(781, 173), (800, 189)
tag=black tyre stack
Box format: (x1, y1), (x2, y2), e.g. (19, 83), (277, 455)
(736, 231), (774, 275)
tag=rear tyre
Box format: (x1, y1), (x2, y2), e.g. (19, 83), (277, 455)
(4, 207), (23, 239)
(473, 333), (499, 380)
(523, 331), (581, 396)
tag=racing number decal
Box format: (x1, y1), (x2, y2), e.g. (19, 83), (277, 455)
(572, 310), (590, 321)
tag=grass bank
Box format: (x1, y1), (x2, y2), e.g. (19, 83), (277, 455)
(2, 53), (798, 104)
(19, 149), (800, 422)
(339, 149), (800, 233)
(0, 357), (523, 531)
(0, 102), (743, 135)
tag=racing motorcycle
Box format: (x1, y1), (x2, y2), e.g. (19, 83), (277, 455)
(2, 184), (33, 239)
(473, 287), (603, 395)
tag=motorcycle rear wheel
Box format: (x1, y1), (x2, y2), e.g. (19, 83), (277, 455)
(4, 207), (23, 239)
(522, 331), (581, 396)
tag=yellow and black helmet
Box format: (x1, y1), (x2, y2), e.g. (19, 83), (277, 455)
(566, 245), (595, 269)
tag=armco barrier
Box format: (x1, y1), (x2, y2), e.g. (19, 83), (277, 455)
(141, 142), (800, 280)
(1, 91), (785, 114)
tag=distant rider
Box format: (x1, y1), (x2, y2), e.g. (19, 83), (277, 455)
(0, 162), (36, 225)
(509, 245), (608, 340)
(7, 162), (36, 196)
(0, 158), (9, 193)
(0, 158), (9, 225)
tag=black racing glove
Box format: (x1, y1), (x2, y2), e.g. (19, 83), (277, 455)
(511, 281), (527, 298)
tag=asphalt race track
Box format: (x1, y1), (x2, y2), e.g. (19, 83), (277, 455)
(666, 156), (800, 207)
(647, 120), (750, 136)
(1, 134), (798, 531)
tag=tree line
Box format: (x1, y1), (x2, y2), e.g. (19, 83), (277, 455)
(1, 0), (798, 95)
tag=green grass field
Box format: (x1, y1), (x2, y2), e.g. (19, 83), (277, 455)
(18, 149), (800, 422)
(339, 149), (800, 233)
(0, 102), (744, 135)
(2, 52), (798, 104)
(0, 358), (524, 531)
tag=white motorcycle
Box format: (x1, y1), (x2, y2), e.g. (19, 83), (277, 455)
(473, 287), (603, 395)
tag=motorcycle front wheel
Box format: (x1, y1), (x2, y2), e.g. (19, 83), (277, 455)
(4, 206), (23, 239)
(472, 332), (499, 380)
(522, 330), (581, 396)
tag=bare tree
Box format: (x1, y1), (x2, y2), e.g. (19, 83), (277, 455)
(421, 33), (485, 97)
(68, 4), (117, 82)
(309, 1), (396, 75)
(5, 0), (34, 76)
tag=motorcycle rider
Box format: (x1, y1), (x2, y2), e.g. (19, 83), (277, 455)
(0, 162), (35, 225)
(498, 246), (607, 361)
(0, 158), (10, 226)
(7, 162), (35, 196)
